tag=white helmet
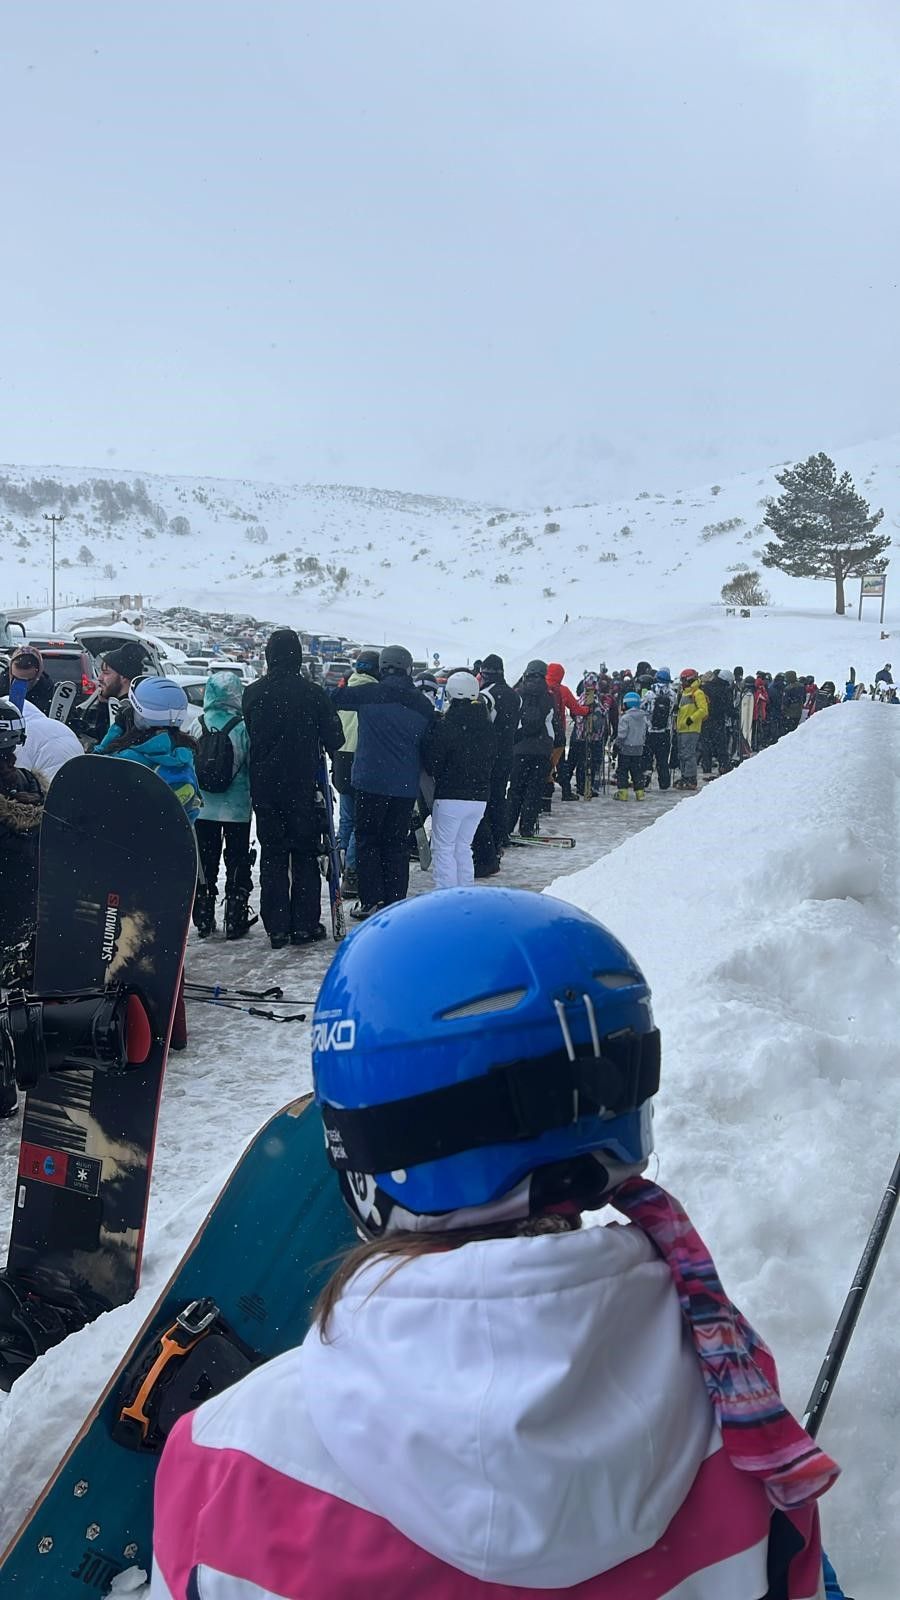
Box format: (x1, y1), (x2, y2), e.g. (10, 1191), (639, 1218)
(445, 670), (480, 701)
(128, 676), (189, 728)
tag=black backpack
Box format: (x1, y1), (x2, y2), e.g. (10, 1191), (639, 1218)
(650, 689), (672, 731)
(195, 715), (242, 792)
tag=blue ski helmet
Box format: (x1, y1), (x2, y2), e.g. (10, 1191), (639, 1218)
(313, 889), (659, 1235)
(655, 667), (672, 684)
(128, 676), (188, 728)
(622, 691), (641, 708)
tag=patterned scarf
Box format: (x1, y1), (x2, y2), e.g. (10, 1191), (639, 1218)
(610, 1178), (840, 1510)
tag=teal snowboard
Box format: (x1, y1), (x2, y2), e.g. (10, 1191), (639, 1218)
(0, 1096), (355, 1596)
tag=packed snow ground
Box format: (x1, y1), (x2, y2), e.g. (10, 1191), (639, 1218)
(549, 702), (900, 1598)
(1, 709), (898, 1599)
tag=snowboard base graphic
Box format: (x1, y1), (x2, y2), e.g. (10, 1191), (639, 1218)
(0, 1095), (354, 1597)
(1, 757), (196, 1387)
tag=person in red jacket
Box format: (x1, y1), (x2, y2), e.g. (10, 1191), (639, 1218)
(545, 663), (588, 804)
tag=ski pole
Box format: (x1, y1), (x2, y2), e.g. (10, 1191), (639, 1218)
(803, 1146), (900, 1438)
(185, 995), (309, 1023)
(183, 980), (315, 1004)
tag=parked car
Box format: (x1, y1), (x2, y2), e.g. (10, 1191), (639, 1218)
(324, 657), (353, 687)
(26, 639), (98, 697)
(72, 627), (164, 675)
(163, 673), (209, 708)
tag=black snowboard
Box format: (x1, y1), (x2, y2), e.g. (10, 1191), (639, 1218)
(4, 756), (196, 1335)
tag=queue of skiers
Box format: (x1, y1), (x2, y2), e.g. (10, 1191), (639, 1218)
(1, 635), (892, 1002)
(538, 662), (848, 796)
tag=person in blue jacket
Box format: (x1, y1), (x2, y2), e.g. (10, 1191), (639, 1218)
(95, 677), (202, 822)
(330, 644), (434, 919)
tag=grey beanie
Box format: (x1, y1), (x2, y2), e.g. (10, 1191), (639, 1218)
(380, 644), (413, 674)
(524, 659), (549, 678)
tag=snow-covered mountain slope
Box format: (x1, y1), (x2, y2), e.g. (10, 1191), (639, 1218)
(1, 437), (897, 668)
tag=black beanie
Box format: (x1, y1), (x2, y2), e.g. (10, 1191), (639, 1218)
(102, 641), (152, 681)
(265, 628), (303, 670)
(481, 653), (504, 676)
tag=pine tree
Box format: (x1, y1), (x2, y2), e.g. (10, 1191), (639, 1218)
(761, 452), (888, 614)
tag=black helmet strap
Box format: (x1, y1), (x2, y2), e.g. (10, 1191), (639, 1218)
(321, 1028), (660, 1176)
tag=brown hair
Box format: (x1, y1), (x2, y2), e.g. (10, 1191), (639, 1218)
(313, 1213), (581, 1341)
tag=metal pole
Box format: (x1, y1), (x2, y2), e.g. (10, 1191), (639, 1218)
(858, 579), (863, 622)
(880, 577), (886, 627)
(43, 514), (64, 630)
(803, 1147), (900, 1438)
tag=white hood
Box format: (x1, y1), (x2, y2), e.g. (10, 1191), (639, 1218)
(301, 1223), (716, 1588)
(17, 700), (84, 790)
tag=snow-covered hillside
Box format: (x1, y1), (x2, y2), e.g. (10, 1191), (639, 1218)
(2, 437), (898, 671)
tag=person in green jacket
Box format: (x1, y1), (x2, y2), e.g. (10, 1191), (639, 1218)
(191, 671), (254, 940)
(331, 648), (380, 898)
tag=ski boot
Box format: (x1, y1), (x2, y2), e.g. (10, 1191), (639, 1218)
(615, 788), (629, 801)
(634, 788), (645, 800)
(224, 891), (257, 942)
(192, 888), (216, 941)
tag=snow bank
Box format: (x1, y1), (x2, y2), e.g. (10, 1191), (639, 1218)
(515, 605), (893, 689)
(548, 701), (900, 1598)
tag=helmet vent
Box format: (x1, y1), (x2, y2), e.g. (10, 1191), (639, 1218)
(594, 972), (638, 988)
(440, 988), (527, 1020)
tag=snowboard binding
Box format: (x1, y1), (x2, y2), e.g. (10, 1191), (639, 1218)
(0, 1276), (89, 1392)
(223, 891), (257, 942)
(0, 986), (153, 1093)
(113, 1297), (260, 1451)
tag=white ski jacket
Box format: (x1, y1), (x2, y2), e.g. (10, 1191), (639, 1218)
(151, 1224), (823, 1599)
(15, 700), (83, 792)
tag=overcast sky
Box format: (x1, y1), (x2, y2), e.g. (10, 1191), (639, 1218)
(1, 1), (898, 503)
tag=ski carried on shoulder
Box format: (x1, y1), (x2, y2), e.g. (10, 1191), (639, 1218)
(507, 833), (576, 850)
(48, 680), (77, 724)
(316, 755), (345, 941)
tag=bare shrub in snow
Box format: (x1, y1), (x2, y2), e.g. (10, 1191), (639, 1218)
(700, 517), (744, 541)
(720, 569), (770, 606)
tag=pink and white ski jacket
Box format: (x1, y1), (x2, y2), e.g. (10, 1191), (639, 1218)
(151, 1224), (825, 1599)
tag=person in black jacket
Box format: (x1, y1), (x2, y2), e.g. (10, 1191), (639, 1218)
(780, 671), (804, 737)
(700, 670), (734, 779)
(506, 660), (554, 838)
(242, 628), (344, 949)
(0, 646), (55, 716)
(330, 644), (434, 919)
(421, 672), (497, 890)
(472, 653), (520, 877)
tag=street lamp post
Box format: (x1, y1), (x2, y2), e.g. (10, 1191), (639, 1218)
(43, 514), (64, 630)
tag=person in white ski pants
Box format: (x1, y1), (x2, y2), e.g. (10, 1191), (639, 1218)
(431, 797), (486, 889)
(421, 671), (497, 891)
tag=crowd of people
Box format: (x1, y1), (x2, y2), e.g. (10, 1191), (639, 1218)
(0, 631), (893, 1012)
